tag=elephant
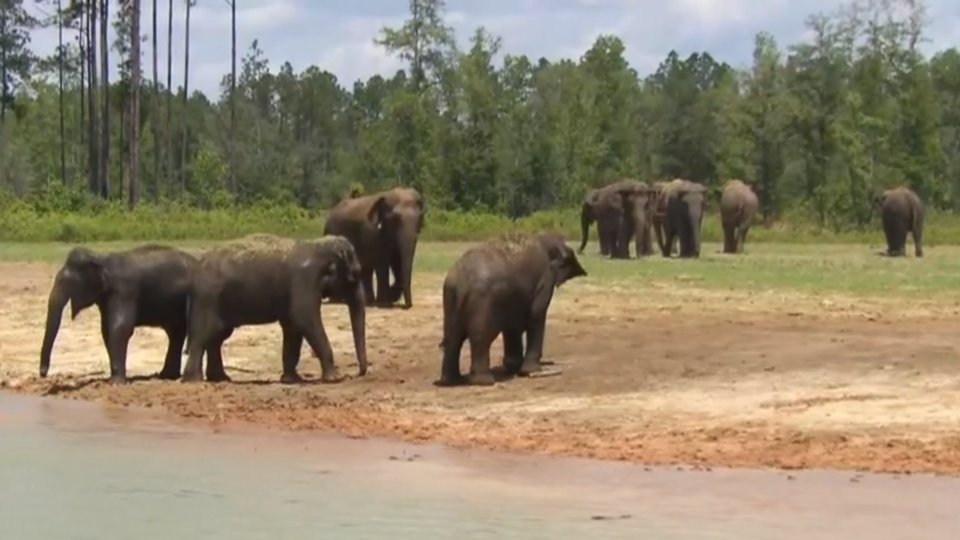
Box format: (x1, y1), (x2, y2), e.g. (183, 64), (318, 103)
(650, 180), (683, 256)
(874, 186), (924, 257)
(436, 231), (588, 386)
(613, 183), (655, 259)
(39, 244), (197, 384)
(578, 179), (653, 258)
(720, 179), (759, 254)
(180, 233), (368, 384)
(661, 179), (706, 258)
(323, 186), (425, 309)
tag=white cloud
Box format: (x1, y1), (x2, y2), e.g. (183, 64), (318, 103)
(22, 0), (960, 98)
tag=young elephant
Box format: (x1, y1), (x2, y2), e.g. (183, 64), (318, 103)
(181, 234), (368, 384)
(875, 186), (924, 257)
(437, 232), (588, 386)
(39, 244), (198, 384)
(720, 179), (759, 254)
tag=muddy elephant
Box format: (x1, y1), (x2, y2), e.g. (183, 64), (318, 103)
(436, 231), (588, 386)
(39, 244), (197, 384)
(578, 179), (653, 258)
(181, 234), (368, 384)
(720, 179), (759, 254)
(874, 186), (924, 257)
(662, 179), (706, 258)
(323, 186), (425, 309)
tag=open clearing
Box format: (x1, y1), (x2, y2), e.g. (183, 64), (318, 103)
(3, 239), (960, 474)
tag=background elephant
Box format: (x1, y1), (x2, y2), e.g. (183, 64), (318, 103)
(875, 186), (924, 257)
(720, 179), (759, 254)
(651, 179), (683, 255)
(437, 231), (587, 386)
(578, 179), (650, 258)
(39, 244), (197, 384)
(182, 234), (368, 384)
(614, 183), (655, 259)
(662, 179), (706, 258)
(323, 186), (425, 309)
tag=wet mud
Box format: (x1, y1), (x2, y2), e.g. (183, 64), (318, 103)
(3, 260), (960, 475)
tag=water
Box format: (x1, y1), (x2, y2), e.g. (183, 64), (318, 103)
(0, 392), (957, 539)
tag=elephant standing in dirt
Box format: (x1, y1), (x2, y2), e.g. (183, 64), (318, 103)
(39, 244), (197, 384)
(436, 232), (588, 386)
(661, 179), (706, 258)
(578, 179), (653, 258)
(650, 180), (680, 256)
(720, 180), (759, 254)
(875, 186), (924, 257)
(323, 186), (425, 309)
(181, 234), (368, 384)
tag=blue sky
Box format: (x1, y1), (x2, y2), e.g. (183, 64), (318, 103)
(24, 0), (960, 99)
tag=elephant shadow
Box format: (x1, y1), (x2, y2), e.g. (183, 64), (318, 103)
(433, 359), (559, 387)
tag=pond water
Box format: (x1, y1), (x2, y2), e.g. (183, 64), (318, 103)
(0, 391), (956, 539)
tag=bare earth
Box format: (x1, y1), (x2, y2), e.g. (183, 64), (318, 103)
(3, 260), (960, 475)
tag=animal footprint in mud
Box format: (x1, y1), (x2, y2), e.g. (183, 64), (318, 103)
(388, 453), (421, 462)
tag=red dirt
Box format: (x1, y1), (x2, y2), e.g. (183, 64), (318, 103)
(3, 261), (960, 475)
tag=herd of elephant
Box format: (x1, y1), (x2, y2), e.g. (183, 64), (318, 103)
(37, 186), (589, 387)
(35, 179), (925, 388)
(579, 178), (925, 260)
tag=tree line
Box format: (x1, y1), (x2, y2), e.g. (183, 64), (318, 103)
(2, 0), (960, 232)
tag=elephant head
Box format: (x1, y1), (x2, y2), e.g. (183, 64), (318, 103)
(316, 238), (369, 376)
(368, 188), (425, 308)
(39, 247), (109, 377)
(536, 232), (588, 287)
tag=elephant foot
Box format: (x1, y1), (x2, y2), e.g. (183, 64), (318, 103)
(319, 367), (344, 384)
(467, 371), (496, 386)
(280, 371), (305, 385)
(157, 368), (181, 381)
(434, 373), (466, 387)
(502, 356), (523, 375)
(107, 374), (129, 385)
(517, 360), (543, 376)
(180, 371), (205, 383)
(205, 371), (232, 383)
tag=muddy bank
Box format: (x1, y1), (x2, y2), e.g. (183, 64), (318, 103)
(3, 261), (960, 475)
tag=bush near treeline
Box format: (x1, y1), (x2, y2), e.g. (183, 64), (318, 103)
(3, 0), (960, 244)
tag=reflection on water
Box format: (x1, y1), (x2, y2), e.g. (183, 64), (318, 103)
(0, 391), (957, 539)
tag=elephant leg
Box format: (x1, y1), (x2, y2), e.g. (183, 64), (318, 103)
(386, 249), (404, 304)
(279, 323), (305, 384)
(99, 311), (115, 379)
(502, 329), (525, 376)
(737, 225), (750, 254)
(722, 223), (735, 254)
(912, 225), (923, 257)
(182, 297), (221, 383)
(204, 328), (233, 382)
(157, 324), (186, 380)
(374, 259), (392, 305)
(104, 298), (136, 384)
(662, 227), (676, 258)
(467, 334), (496, 386)
(654, 221), (666, 254)
(295, 306), (342, 384)
(518, 312), (547, 376)
(437, 332), (466, 386)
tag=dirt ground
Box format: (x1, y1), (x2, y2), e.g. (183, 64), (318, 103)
(3, 260), (960, 475)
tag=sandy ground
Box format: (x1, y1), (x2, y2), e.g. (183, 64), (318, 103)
(3, 260), (960, 475)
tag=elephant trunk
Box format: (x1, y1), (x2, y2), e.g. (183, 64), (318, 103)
(39, 274), (70, 377)
(347, 281), (368, 376)
(689, 201), (703, 258)
(398, 230), (417, 309)
(578, 203), (592, 254)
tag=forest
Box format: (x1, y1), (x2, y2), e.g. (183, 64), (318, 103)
(2, 0), (960, 243)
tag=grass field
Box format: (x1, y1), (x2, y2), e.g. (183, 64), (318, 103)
(4, 236), (960, 476)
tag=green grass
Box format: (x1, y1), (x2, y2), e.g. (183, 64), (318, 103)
(6, 238), (959, 301)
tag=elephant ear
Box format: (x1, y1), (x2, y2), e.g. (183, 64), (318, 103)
(367, 196), (390, 230)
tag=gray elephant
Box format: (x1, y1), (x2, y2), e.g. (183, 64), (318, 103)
(874, 186), (924, 257)
(578, 179), (652, 258)
(181, 234), (368, 384)
(323, 186), (425, 309)
(39, 244), (197, 384)
(613, 183), (655, 259)
(720, 179), (759, 254)
(650, 180), (680, 256)
(662, 179), (706, 258)
(436, 231), (588, 386)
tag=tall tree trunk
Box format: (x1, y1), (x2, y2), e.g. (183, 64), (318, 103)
(128, 0), (142, 209)
(151, 0), (160, 200)
(78, 7), (85, 171)
(99, 0), (110, 198)
(57, 0), (66, 184)
(229, 0), (236, 195)
(165, 0), (174, 195)
(86, 0), (100, 196)
(179, 0), (193, 195)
